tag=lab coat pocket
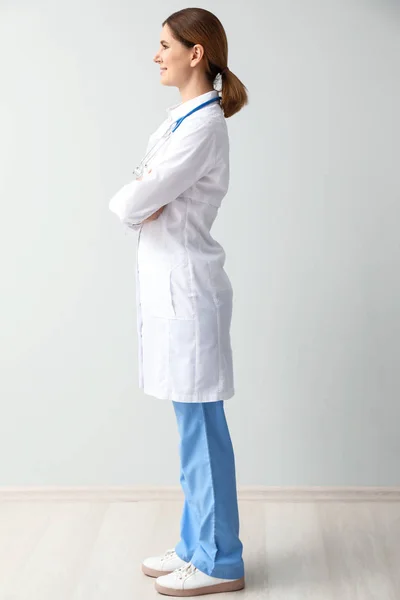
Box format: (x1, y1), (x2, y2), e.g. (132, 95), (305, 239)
(140, 263), (176, 319)
(207, 261), (233, 307)
(170, 261), (196, 320)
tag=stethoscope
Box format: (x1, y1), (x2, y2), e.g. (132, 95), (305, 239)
(133, 96), (221, 178)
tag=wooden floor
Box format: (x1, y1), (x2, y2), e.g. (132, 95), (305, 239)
(0, 500), (399, 599)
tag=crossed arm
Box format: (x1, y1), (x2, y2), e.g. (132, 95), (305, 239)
(136, 168), (165, 223)
(109, 120), (216, 229)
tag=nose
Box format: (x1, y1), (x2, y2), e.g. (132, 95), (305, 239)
(153, 52), (160, 64)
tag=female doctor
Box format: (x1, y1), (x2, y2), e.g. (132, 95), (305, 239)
(109, 7), (248, 597)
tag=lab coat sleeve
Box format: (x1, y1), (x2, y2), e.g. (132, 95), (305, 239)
(108, 121), (216, 227)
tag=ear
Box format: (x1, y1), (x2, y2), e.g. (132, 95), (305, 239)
(191, 43), (205, 66)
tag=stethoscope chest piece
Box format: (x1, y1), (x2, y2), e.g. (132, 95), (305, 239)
(133, 163), (146, 178)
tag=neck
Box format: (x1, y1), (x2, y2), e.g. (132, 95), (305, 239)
(179, 75), (214, 103)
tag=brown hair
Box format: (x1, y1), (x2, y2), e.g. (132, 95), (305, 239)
(162, 8), (248, 118)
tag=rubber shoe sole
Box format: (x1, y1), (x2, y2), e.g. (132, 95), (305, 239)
(141, 563), (175, 578)
(155, 575), (245, 596)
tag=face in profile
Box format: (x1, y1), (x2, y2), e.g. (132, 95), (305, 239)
(153, 23), (203, 88)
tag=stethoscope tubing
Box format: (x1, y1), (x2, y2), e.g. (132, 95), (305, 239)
(133, 96), (221, 176)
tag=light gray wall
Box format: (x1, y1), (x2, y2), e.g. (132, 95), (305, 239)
(1, 0), (399, 487)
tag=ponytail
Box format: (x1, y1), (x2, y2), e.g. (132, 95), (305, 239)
(219, 67), (249, 118)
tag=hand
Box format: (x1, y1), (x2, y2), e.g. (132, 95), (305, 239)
(142, 205), (166, 223)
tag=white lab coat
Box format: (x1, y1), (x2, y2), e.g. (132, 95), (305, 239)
(109, 90), (235, 402)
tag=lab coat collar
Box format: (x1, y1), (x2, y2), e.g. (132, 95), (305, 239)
(167, 89), (220, 122)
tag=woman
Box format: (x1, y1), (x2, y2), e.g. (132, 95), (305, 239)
(109, 7), (248, 597)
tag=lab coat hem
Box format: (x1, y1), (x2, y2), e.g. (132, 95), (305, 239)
(140, 386), (235, 403)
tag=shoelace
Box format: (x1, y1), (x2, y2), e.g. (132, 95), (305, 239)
(175, 563), (198, 580)
(161, 549), (177, 564)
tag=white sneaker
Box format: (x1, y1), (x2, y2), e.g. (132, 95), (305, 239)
(141, 548), (188, 578)
(155, 562), (245, 596)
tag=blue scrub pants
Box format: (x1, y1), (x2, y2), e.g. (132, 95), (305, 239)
(172, 400), (245, 580)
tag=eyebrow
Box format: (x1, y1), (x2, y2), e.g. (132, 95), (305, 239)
(160, 40), (169, 45)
